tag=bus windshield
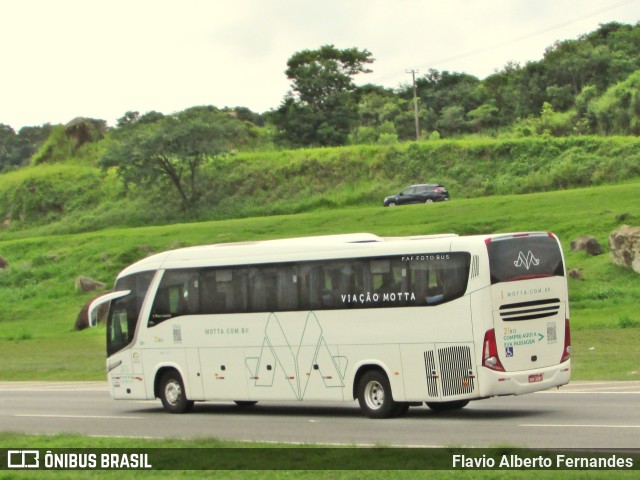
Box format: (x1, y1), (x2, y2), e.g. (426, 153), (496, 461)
(107, 271), (154, 356)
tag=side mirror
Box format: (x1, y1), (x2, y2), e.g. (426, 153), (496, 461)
(88, 290), (131, 327)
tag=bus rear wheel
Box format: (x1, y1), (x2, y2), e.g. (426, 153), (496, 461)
(357, 370), (399, 419)
(159, 370), (194, 414)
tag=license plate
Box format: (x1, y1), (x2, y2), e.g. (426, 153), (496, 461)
(528, 374), (543, 383)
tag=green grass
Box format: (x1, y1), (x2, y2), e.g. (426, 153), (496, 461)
(0, 181), (639, 380)
(570, 328), (640, 380)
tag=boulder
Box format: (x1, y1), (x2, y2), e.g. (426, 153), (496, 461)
(570, 235), (604, 256)
(75, 291), (111, 330)
(75, 275), (106, 293)
(568, 268), (584, 281)
(609, 225), (640, 274)
(0, 255), (8, 269)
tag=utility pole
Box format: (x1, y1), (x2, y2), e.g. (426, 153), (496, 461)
(406, 69), (420, 141)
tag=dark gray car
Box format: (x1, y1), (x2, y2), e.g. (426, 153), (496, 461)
(383, 184), (449, 207)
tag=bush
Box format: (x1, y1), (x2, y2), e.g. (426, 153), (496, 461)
(618, 315), (640, 329)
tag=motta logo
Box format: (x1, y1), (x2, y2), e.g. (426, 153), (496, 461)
(514, 251), (540, 270)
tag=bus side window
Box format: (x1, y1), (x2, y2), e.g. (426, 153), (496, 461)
(300, 264), (323, 310)
(199, 268), (249, 314)
(200, 270), (224, 314)
(149, 270), (199, 326)
(297, 263), (314, 310)
(277, 266), (298, 311)
(441, 256), (469, 301)
(249, 267), (277, 312)
(426, 269), (445, 305)
(409, 262), (426, 306)
(231, 268), (248, 313)
(370, 259), (391, 294)
(149, 287), (172, 325)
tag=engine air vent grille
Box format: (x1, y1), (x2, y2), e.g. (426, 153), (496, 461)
(423, 350), (439, 398)
(437, 345), (475, 397)
(499, 298), (561, 321)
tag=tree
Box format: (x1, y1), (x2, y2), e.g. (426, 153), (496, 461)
(102, 106), (249, 208)
(437, 106), (466, 137)
(272, 45), (374, 147)
(0, 123), (52, 170)
(410, 69), (481, 114)
(467, 102), (499, 132)
(0, 124), (17, 171)
(589, 70), (640, 135)
(354, 86), (434, 141)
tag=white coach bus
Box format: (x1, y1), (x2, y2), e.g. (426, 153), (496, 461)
(90, 232), (571, 418)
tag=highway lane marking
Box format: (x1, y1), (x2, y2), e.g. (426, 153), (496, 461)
(14, 414), (142, 420)
(521, 424), (640, 429)
(0, 382), (108, 392)
(562, 381), (640, 386)
(535, 390), (640, 395)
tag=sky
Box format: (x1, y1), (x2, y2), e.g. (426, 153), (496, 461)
(1, 0), (639, 130)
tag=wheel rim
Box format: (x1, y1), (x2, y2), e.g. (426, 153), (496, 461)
(165, 380), (182, 405)
(364, 380), (385, 410)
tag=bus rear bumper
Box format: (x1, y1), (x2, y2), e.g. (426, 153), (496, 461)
(479, 360), (571, 397)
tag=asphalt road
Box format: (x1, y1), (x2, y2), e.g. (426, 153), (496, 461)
(1, 381), (639, 449)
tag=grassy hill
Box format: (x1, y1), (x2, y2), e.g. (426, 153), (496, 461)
(1, 136), (640, 235)
(0, 181), (638, 381)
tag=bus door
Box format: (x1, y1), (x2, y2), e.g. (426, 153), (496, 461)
(107, 300), (148, 400)
(103, 271), (157, 400)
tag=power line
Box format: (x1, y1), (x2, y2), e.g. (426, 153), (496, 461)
(417, 0), (640, 72)
(406, 69), (420, 140)
(371, 0), (640, 85)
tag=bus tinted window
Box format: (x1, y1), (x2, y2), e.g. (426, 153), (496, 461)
(149, 270), (200, 326)
(107, 271), (154, 356)
(146, 252), (471, 323)
(487, 235), (564, 285)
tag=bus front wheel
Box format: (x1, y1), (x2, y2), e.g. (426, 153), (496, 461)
(357, 370), (398, 419)
(159, 370), (194, 414)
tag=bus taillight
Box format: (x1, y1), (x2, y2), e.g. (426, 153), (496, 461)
(561, 318), (571, 363)
(482, 328), (505, 372)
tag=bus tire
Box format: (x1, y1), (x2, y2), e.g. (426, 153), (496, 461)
(357, 370), (398, 419)
(159, 370), (194, 414)
(425, 400), (469, 412)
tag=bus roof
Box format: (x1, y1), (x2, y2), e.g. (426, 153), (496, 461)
(116, 232), (464, 279)
(114, 231), (559, 280)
